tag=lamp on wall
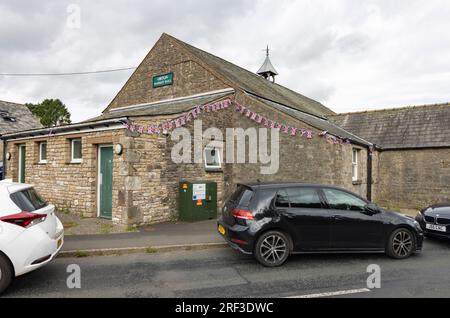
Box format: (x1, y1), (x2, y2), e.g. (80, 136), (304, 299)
(114, 143), (123, 155)
(6, 152), (11, 160)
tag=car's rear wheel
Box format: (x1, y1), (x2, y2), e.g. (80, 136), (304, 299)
(254, 231), (291, 267)
(386, 228), (415, 259)
(0, 254), (13, 294)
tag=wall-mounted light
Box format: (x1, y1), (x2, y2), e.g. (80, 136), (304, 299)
(6, 152), (11, 161)
(114, 143), (123, 155)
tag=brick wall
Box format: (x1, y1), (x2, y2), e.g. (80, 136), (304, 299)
(374, 148), (450, 209)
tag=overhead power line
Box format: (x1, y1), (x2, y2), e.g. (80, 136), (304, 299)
(0, 67), (137, 77)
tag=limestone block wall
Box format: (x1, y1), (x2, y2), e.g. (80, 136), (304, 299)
(5, 129), (127, 221)
(374, 148), (450, 209)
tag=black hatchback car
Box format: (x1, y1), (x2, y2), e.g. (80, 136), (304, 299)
(416, 203), (450, 239)
(217, 183), (423, 266)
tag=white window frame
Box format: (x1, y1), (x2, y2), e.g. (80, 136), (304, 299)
(71, 138), (83, 163)
(352, 148), (359, 181)
(39, 141), (47, 164)
(203, 146), (222, 170)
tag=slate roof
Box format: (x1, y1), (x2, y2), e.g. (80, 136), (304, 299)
(85, 90), (234, 122)
(249, 93), (372, 146)
(0, 100), (42, 134)
(329, 103), (450, 149)
(167, 34), (335, 118)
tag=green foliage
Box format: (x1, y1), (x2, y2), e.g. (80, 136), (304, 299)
(26, 98), (72, 127)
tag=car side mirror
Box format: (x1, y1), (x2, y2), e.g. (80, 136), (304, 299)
(364, 203), (380, 215)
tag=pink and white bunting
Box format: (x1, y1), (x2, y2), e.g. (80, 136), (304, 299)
(122, 98), (357, 148)
(233, 101), (314, 139)
(122, 99), (232, 135)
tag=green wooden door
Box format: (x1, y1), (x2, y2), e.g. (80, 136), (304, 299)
(19, 145), (26, 183)
(99, 146), (113, 219)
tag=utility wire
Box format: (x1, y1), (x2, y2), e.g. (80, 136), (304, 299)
(0, 67), (137, 77)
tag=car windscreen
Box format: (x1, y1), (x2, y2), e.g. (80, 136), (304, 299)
(10, 187), (48, 212)
(229, 185), (254, 207)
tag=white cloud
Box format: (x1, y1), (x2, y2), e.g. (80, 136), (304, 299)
(0, 0), (449, 122)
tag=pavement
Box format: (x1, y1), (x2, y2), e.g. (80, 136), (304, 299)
(61, 219), (224, 257)
(59, 208), (419, 257)
(5, 237), (450, 297)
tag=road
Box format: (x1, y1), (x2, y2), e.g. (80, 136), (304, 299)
(3, 237), (450, 298)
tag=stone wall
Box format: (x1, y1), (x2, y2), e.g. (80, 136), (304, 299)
(2, 32), (374, 225)
(106, 34), (230, 112)
(5, 129), (127, 221)
(231, 92), (369, 199)
(125, 97), (234, 224)
(121, 91), (371, 226)
(374, 148), (450, 209)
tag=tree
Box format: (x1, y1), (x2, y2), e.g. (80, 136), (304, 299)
(26, 99), (72, 127)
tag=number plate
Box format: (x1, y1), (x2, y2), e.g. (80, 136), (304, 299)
(218, 225), (226, 235)
(426, 223), (447, 232)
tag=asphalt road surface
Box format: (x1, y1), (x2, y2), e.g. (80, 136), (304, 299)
(3, 237), (450, 298)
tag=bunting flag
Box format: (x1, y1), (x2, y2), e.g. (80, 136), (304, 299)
(122, 99), (232, 135)
(234, 101), (315, 140)
(122, 98), (364, 149)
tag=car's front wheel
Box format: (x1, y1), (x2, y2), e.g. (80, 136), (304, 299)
(254, 231), (291, 267)
(386, 228), (416, 259)
(0, 253), (13, 294)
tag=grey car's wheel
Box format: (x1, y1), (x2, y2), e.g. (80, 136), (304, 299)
(386, 228), (415, 259)
(0, 254), (13, 295)
(254, 231), (291, 267)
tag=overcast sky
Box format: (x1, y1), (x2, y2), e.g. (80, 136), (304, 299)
(1, 0), (450, 122)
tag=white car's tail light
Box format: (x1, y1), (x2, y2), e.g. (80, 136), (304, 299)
(0, 211), (47, 228)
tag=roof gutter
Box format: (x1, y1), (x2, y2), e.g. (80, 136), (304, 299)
(109, 88), (235, 113)
(0, 117), (128, 141)
(379, 145), (450, 151)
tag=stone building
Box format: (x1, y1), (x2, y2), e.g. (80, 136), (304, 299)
(2, 33), (375, 224)
(0, 100), (42, 179)
(331, 103), (450, 209)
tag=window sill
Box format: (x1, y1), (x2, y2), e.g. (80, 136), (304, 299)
(205, 167), (223, 172)
(70, 160), (83, 164)
(38, 161), (47, 165)
(352, 180), (363, 185)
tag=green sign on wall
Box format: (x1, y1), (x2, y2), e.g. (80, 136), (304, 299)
(152, 72), (173, 88)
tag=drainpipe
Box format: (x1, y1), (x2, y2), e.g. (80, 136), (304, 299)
(366, 145), (373, 201)
(1, 139), (6, 180)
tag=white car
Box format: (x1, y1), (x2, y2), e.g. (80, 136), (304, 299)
(0, 181), (64, 294)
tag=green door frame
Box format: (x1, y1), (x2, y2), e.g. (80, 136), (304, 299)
(18, 144), (26, 183)
(97, 145), (113, 219)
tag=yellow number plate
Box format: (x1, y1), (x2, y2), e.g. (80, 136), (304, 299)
(218, 225), (226, 235)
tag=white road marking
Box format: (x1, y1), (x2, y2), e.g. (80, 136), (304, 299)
(287, 288), (371, 298)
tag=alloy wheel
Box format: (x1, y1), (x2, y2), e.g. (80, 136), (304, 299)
(260, 234), (287, 264)
(392, 230), (413, 257)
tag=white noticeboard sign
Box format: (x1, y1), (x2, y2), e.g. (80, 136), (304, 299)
(192, 183), (206, 200)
